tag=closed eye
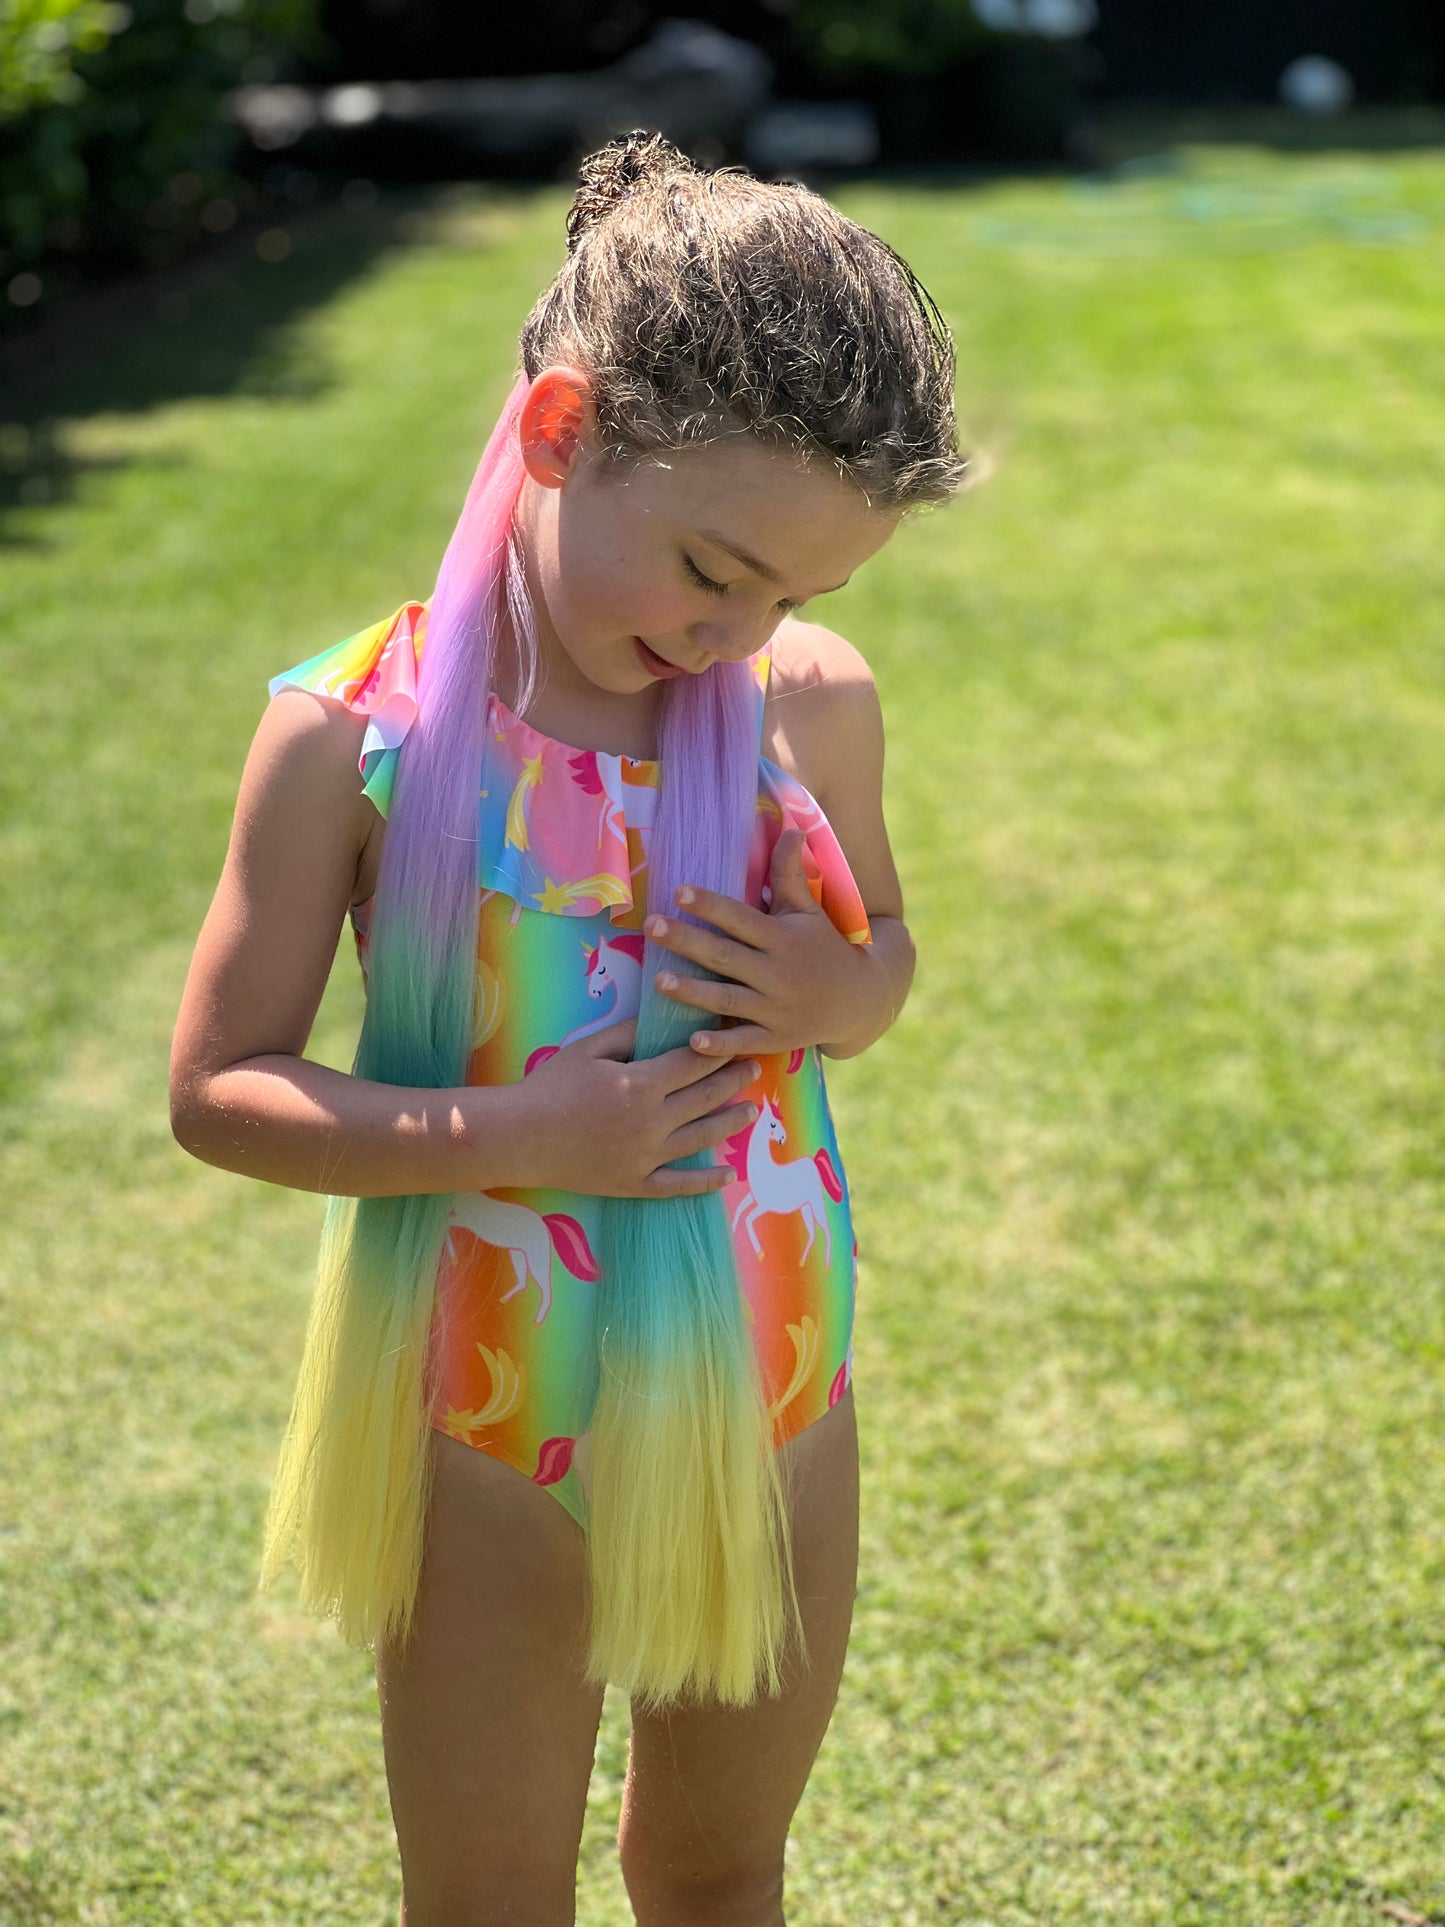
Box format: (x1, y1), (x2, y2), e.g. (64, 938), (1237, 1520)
(683, 554), (728, 596)
(683, 554), (804, 613)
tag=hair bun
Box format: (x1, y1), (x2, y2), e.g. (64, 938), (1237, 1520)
(566, 131), (699, 254)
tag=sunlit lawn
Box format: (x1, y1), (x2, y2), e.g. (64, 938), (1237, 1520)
(2, 137), (1443, 1924)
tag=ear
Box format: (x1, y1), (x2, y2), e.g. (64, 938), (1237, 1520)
(519, 366), (595, 488)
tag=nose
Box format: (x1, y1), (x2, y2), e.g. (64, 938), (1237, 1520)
(689, 612), (779, 666)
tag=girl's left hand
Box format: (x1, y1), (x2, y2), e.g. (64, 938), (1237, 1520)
(645, 829), (879, 1060)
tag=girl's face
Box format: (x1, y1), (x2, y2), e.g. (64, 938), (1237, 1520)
(514, 369), (901, 701)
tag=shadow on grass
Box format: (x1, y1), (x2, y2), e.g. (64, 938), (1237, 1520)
(0, 183), (522, 551)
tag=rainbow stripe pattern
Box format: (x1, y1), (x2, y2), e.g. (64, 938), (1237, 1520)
(272, 602), (870, 1530)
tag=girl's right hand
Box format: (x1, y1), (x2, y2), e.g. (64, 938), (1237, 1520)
(512, 1019), (759, 1199)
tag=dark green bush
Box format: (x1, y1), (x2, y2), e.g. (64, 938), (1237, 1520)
(789, 0), (995, 80)
(0, 0), (323, 295)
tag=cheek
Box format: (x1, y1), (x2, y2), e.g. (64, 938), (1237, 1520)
(550, 495), (691, 640)
(575, 555), (691, 640)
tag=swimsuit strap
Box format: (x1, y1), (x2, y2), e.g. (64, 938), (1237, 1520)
(753, 635), (775, 762)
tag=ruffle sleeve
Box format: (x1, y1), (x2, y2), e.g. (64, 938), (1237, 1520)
(752, 757), (874, 948)
(268, 601), (426, 819)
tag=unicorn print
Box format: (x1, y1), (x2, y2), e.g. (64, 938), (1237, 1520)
(567, 747), (628, 848)
(524, 929), (646, 1073)
(570, 928), (644, 1034)
(730, 1097), (844, 1266)
(446, 1192), (601, 1325)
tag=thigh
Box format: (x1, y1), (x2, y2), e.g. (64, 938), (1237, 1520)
(374, 1434), (605, 1927)
(617, 1391), (860, 1922)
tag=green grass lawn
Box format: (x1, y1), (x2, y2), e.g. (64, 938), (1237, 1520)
(2, 139), (1443, 1924)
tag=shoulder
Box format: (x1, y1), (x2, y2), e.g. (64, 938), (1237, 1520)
(768, 615), (875, 699)
(238, 686), (379, 903)
(258, 596), (426, 895)
(762, 617), (883, 812)
(257, 679), (373, 785)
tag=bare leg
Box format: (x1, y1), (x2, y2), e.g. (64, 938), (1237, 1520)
(617, 1391), (860, 1926)
(375, 1435), (605, 1927)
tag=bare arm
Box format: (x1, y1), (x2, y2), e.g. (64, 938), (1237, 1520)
(170, 690), (757, 1199)
(805, 655), (917, 1063)
(169, 691), (517, 1195)
(782, 625), (917, 1061)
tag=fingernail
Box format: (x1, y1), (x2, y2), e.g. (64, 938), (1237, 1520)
(676, 887), (695, 906)
(650, 917), (668, 938)
(658, 971), (677, 990)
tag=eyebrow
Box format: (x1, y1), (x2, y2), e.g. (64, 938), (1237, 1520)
(694, 527), (849, 598)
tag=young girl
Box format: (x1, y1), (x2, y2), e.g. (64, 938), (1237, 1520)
(171, 132), (965, 1925)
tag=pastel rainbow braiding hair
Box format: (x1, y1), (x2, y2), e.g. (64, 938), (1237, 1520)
(260, 375), (539, 1647)
(588, 658), (783, 1708)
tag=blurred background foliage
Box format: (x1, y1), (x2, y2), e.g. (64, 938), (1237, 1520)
(1, 0), (1442, 320)
(1, 0), (124, 113)
(1, 0), (321, 278)
(789, 0), (997, 77)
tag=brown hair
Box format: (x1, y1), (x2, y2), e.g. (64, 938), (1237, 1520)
(519, 130), (968, 512)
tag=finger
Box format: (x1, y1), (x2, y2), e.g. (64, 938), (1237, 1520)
(688, 1025), (774, 1057)
(669, 886), (774, 947)
(646, 915), (768, 984)
(665, 1058), (761, 1126)
(571, 1018), (638, 1059)
(767, 828), (823, 914)
(654, 973), (763, 1020)
(637, 1162), (735, 1200)
(663, 1099), (758, 1163)
(653, 1042), (759, 1094)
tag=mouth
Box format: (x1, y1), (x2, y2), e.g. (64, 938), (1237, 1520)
(633, 636), (689, 680)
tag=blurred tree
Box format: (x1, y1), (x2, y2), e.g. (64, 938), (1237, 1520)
(1, 0), (121, 113)
(786, 0), (1091, 162)
(789, 0), (992, 79)
(0, 0), (324, 298)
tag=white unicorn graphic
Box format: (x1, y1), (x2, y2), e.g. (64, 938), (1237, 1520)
(445, 1193), (600, 1325)
(565, 928), (644, 1039)
(567, 747), (629, 848)
(730, 1097), (844, 1266)
(523, 929), (646, 1074)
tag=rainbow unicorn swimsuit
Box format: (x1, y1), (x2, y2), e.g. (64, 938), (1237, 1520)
(271, 601), (871, 1530)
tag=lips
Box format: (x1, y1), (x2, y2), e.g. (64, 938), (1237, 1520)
(634, 637), (687, 679)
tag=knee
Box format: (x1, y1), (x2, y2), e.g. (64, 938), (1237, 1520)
(618, 1825), (784, 1926)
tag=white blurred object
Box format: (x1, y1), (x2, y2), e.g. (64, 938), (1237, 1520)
(745, 101), (879, 172)
(973, 0), (1097, 33)
(230, 18), (772, 161)
(1023, 0), (1097, 35)
(325, 84), (384, 127)
(232, 82), (317, 150)
(605, 17), (773, 146)
(614, 18), (770, 102)
(1279, 55), (1355, 114)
